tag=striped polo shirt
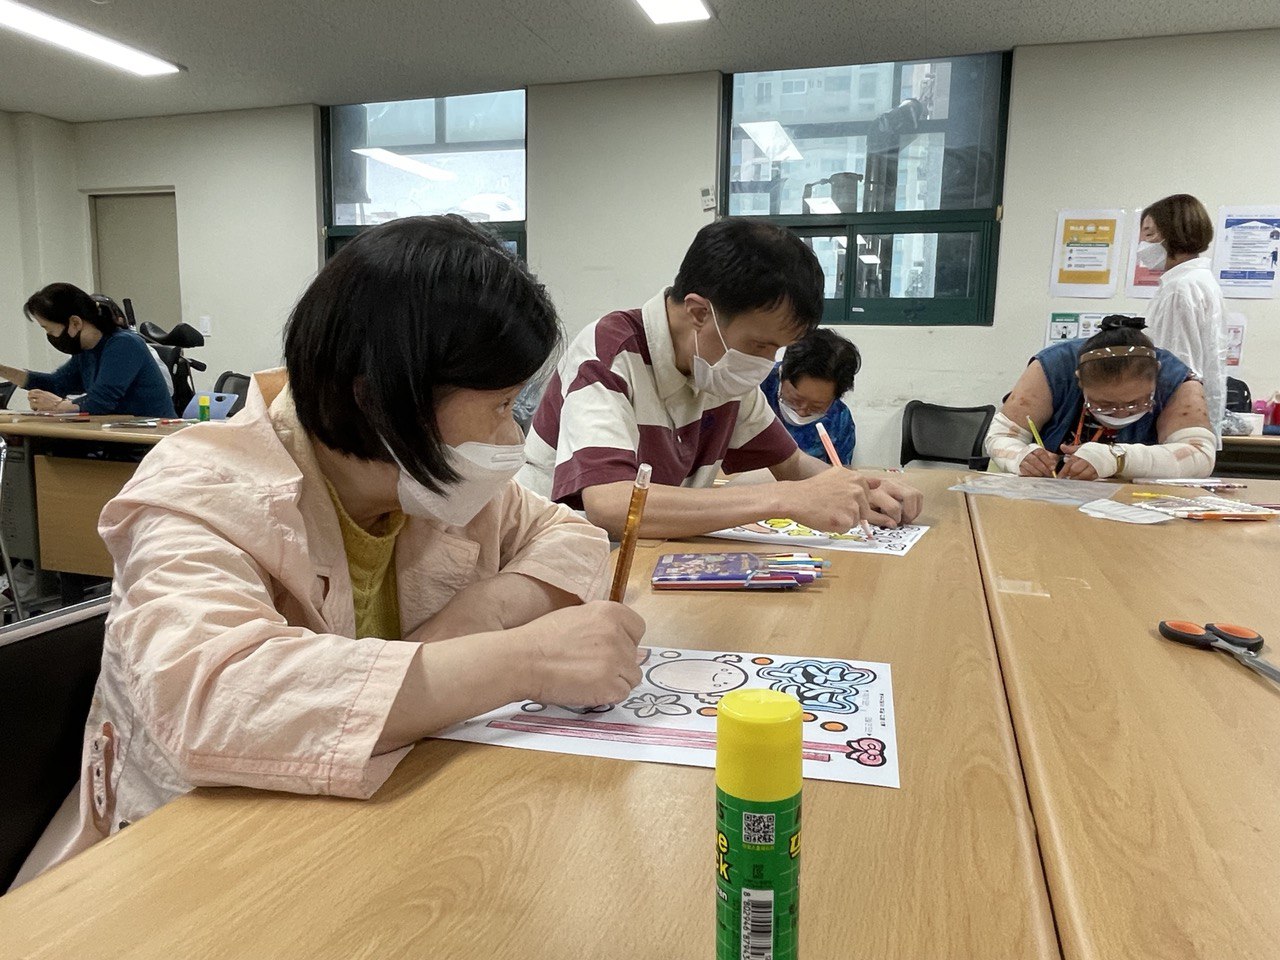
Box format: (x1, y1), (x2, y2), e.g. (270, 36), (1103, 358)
(519, 290), (798, 509)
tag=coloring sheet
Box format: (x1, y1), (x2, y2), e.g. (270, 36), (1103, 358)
(436, 647), (899, 788)
(704, 518), (930, 557)
(949, 474), (1112, 507)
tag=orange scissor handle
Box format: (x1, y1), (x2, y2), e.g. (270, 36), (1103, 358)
(1207, 623), (1264, 652)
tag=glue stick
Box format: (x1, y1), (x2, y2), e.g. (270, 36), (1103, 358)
(716, 689), (802, 960)
(198, 395), (210, 422)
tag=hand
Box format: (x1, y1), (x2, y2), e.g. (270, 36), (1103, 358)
(1059, 456), (1099, 481)
(791, 466), (874, 532)
(866, 488), (902, 528)
(871, 479), (923, 526)
(28, 389), (64, 412)
(1019, 447), (1059, 478)
(1059, 442), (1081, 455)
(519, 600), (646, 706)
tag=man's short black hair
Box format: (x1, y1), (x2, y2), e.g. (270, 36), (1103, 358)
(780, 329), (861, 397)
(670, 219), (824, 332)
(284, 215), (561, 493)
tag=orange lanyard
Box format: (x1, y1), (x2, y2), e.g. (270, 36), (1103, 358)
(1071, 407), (1109, 448)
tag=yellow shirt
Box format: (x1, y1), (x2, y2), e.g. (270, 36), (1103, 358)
(325, 481), (406, 640)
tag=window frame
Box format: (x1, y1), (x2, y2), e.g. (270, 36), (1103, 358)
(719, 52), (1012, 327)
(320, 94), (528, 261)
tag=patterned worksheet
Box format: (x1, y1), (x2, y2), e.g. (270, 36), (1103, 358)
(705, 518), (929, 556)
(436, 647), (899, 788)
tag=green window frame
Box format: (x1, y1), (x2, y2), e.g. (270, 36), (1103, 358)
(720, 53), (1011, 326)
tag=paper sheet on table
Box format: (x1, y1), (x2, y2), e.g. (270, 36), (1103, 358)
(436, 646), (900, 788)
(949, 474), (1112, 506)
(1079, 499), (1171, 524)
(704, 518), (929, 556)
(1129, 478), (1245, 489)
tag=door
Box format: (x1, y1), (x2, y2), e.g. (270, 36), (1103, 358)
(90, 193), (181, 329)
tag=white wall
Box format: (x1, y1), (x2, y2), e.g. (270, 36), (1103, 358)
(0, 112), (27, 372)
(527, 73), (719, 335)
(74, 106), (323, 386)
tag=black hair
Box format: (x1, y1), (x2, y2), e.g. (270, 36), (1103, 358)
(24, 283), (117, 336)
(670, 219), (824, 332)
(1076, 316), (1158, 385)
(90, 294), (129, 329)
(284, 215), (561, 493)
(780, 328), (861, 396)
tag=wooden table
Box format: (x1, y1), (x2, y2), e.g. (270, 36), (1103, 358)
(969, 478), (1280, 960)
(0, 416), (189, 577)
(0, 471), (1059, 959)
(1216, 434), (1280, 479)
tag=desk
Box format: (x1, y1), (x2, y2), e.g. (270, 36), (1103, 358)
(0, 417), (187, 577)
(969, 479), (1280, 960)
(0, 471), (1058, 959)
(1215, 434), (1280, 479)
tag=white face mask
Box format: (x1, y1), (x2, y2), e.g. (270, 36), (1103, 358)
(778, 400), (824, 427)
(1136, 241), (1167, 271)
(1091, 410), (1146, 429)
(392, 440), (525, 527)
(690, 303), (777, 398)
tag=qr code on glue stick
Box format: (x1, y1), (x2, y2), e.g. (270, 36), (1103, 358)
(743, 812), (775, 846)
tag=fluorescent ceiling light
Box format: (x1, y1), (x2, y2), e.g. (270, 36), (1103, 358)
(739, 121), (803, 162)
(0, 0), (180, 76)
(634, 0), (711, 24)
(858, 254), (881, 264)
(352, 148), (457, 182)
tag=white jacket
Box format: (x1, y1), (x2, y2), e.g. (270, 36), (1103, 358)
(1145, 257), (1228, 441)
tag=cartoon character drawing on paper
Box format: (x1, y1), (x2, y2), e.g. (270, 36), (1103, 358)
(757, 658), (876, 714)
(646, 653), (748, 705)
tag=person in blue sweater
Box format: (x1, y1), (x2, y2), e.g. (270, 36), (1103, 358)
(1, 283), (175, 417)
(761, 328), (860, 465)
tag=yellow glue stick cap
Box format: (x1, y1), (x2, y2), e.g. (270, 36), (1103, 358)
(716, 689), (803, 802)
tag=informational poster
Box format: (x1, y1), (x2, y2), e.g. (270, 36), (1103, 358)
(1225, 312), (1247, 367)
(1212, 206), (1280, 299)
(1045, 311), (1140, 347)
(1125, 209), (1165, 299)
(1050, 209), (1123, 298)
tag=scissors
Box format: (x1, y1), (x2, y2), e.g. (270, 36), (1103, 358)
(1158, 621), (1280, 686)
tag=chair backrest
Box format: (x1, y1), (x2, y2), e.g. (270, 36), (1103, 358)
(212, 371), (251, 416)
(900, 400), (996, 467)
(0, 381), (15, 410)
(1226, 377), (1252, 414)
(0, 598), (108, 890)
(181, 392), (239, 421)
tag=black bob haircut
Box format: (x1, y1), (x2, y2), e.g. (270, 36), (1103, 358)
(24, 283), (118, 337)
(781, 329), (862, 397)
(284, 215), (561, 494)
(670, 219), (824, 333)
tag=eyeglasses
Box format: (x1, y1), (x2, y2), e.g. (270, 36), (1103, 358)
(1084, 393), (1155, 417)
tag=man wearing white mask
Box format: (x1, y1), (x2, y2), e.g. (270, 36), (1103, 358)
(761, 329), (860, 465)
(14, 216), (643, 886)
(519, 219), (923, 539)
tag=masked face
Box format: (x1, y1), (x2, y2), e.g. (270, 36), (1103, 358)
(689, 302), (781, 398)
(392, 440), (525, 526)
(1084, 383), (1156, 429)
(778, 374), (838, 427)
(1136, 241), (1167, 271)
(389, 383), (528, 526)
(40, 317), (84, 356)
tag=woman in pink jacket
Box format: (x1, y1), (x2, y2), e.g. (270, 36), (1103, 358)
(18, 215), (644, 884)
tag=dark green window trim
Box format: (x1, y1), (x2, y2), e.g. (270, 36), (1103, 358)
(719, 52), (1012, 327)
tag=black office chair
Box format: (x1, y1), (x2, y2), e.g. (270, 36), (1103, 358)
(0, 598), (108, 890)
(0, 382), (15, 410)
(1226, 377), (1253, 414)
(900, 400), (996, 469)
(213, 371), (251, 417)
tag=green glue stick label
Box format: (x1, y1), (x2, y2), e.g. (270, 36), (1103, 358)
(716, 787), (801, 960)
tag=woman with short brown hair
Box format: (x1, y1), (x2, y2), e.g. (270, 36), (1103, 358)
(1137, 193), (1227, 443)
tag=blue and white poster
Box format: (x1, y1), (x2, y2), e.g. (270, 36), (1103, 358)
(1213, 206), (1280, 299)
